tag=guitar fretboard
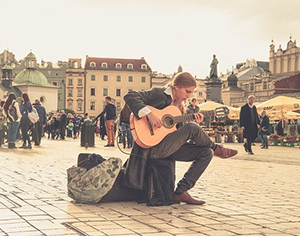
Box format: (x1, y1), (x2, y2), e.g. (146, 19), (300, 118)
(173, 110), (216, 123)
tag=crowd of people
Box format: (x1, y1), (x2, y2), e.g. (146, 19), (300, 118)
(0, 93), (133, 150)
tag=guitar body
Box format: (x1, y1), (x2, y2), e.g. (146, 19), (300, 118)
(130, 106), (181, 149)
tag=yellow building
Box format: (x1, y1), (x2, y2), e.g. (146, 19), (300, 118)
(66, 58), (85, 115)
(85, 56), (152, 117)
(269, 37), (300, 75)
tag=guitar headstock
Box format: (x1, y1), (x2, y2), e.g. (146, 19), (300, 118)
(214, 106), (229, 118)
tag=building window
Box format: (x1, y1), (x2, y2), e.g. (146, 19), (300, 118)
(78, 78), (83, 86)
(91, 88), (96, 96)
(77, 100), (83, 111)
(250, 83), (254, 91)
(116, 89), (121, 97)
(199, 91), (203, 96)
(128, 76), (133, 82)
(141, 76), (146, 83)
(103, 75), (108, 81)
(78, 88), (82, 97)
(103, 88), (108, 96)
(90, 101), (95, 110)
(116, 63), (122, 69)
(128, 88), (133, 92)
(116, 75), (121, 82)
(101, 62), (108, 68)
(263, 81), (267, 90)
(40, 96), (45, 103)
(73, 61), (78, 68)
(127, 64), (133, 69)
(90, 62), (96, 68)
(141, 64), (147, 70)
(91, 75), (95, 81)
(67, 100), (73, 109)
(52, 81), (58, 86)
(68, 78), (73, 86)
(68, 89), (73, 97)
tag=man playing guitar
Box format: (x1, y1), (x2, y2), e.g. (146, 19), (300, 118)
(124, 72), (238, 205)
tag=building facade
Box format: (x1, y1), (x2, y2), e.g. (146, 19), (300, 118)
(66, 58), (85, 115)
(269, 37), (300, 75)
(84, 56), (152, 117)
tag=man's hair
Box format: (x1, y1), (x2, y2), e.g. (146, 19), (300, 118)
(105, 96), (112, 101)
(248, 95), (255, 99)
(172, 72), (196, 88)
(191, 98), (197, 102)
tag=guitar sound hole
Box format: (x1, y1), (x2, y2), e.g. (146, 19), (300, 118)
(162, 115), (174, 129)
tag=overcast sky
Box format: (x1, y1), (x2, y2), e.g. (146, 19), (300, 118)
(1, 0), (300, 78)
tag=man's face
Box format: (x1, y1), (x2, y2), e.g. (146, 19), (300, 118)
(248, 97), (255, 105)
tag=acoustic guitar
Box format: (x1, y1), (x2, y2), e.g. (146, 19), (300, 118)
(130, 105), (229, 149)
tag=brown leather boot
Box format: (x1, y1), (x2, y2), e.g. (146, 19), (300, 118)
(214, 144), (238, 158)
(173, 191), (205, 205)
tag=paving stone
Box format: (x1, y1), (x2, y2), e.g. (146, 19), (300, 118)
(0, 139), (300, 235)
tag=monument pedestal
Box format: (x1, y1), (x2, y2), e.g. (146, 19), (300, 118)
(205, 78), (222, 103)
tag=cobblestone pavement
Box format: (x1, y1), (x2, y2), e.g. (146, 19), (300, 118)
(0, 137), (299, 236)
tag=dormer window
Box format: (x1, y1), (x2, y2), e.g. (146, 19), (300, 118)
(90, 62), (96, 68)
(101, 62), (108, 68)
(116, 63), (122, 69)
(127, 63), (133, 70)
(141, 64), (147, 70)
(73, 61), (78, 68)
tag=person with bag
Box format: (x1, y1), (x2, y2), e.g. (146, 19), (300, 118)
(3, 93), (21, 149)
(0, 100), (6, 148)
(19, 93), (33, 149)
(32, 98), (47, 146)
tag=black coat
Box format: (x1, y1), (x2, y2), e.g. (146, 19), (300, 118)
(123, 87), (172, 190)
(260, 115), (270, 135)
(239, 103), (259, 138)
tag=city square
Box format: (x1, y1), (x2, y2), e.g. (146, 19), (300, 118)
(0, 138), (299, 236)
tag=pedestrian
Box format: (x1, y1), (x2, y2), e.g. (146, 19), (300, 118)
(32, 98), (47, 146)
(95, 96), (116, 147)
(186, 98), (199, 114)
(120, 104), (133, 148)
(19, 93), (33, 149)
(0, 101), (6, 148)
(3, 93), (21, 149)
(260, 110), (270, 149)
(59, 110), (67, 140)
(124, 71), (238, 205)
(99, 115), (106, 140)
(239, 95), (260, 155)
(66, 119), (74, 138)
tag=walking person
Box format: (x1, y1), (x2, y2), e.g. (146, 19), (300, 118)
(95, 96), (116, 147)
(239, 95), (260, 155)
(260, 111), (270, 149)
(32, 98), (47, 146)
(0, 101), (6, 148)
(3, 93), (21, 149)
(124, 72), (237, 205)
(19, 93), (33, 149)
(120, 104), (133, 148)
(59, 110), (67, 140)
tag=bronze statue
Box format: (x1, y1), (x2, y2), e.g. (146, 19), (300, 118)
(209, 54), (218, 79)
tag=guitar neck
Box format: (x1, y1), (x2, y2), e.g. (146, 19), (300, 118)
(173, 110), (215, 123)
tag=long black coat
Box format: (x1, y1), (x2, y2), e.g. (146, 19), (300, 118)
(123, 87), (172, 190)
(239, 103), (259, 138)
